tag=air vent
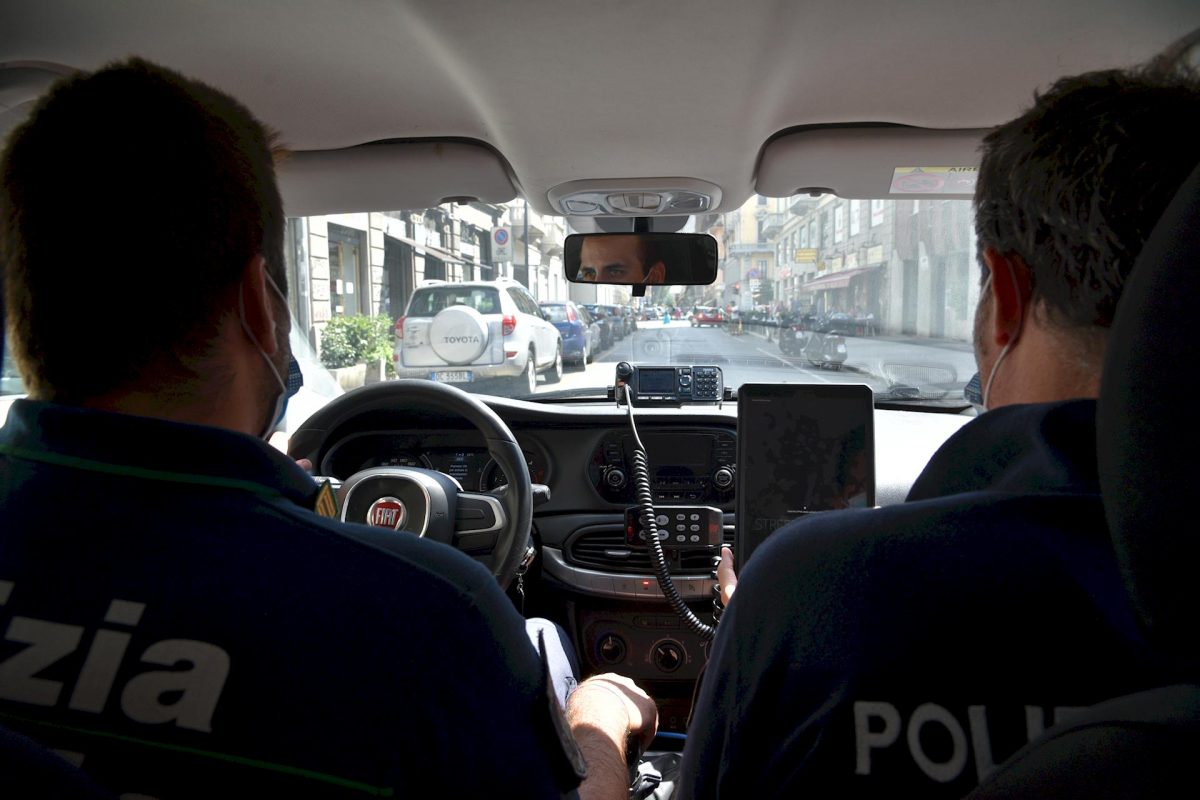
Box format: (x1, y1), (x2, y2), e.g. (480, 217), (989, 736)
(567, 527), (716, 575)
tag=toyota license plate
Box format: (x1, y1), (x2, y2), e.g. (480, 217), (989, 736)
(431, 371), (473, 383)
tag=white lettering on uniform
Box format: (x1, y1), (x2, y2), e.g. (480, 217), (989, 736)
(121, 640), (230, 732)
(0, 583), (231, 734)
(70, 599), (145, 713)
(53, 750), (86, 767)
(1025, 705), (1046, 740)
(907, 703), (967, 783)
(854, 701), (901, 774)
(1054, 706), (1086, 724)
(0, 617), (84, 706)
(855, 701), (1095, 785)
(967, 705), (997, 781)
(70, 630), (134, 713)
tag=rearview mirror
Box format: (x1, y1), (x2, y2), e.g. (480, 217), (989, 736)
(564, 233), (718, 285)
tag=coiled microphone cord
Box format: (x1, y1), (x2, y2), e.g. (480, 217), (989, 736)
(624, 392), (717, 641)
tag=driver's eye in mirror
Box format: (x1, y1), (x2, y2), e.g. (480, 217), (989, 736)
(564, 232), (718, 286)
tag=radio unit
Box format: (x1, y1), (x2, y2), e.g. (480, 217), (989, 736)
(615, 362), (723, 405)
(624, 505), (724, 549)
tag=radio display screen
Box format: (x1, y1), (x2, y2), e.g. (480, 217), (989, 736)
(637, 368), (676, 394)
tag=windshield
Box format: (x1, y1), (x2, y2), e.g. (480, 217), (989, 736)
(0, 195), (979, 422)
(283, 198), (978, 406)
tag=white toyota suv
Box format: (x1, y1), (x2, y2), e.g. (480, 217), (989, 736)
(393, 279), (563, 396)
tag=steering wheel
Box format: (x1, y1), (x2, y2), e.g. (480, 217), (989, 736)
(288, 380), (533, 590)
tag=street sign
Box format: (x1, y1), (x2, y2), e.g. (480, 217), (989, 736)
(492, 226), (512, 262)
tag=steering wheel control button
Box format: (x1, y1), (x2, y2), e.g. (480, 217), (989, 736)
(455, 494), (504, 533)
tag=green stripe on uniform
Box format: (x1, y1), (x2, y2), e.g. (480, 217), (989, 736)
(0, 443), (286, 500)
(0, 712), (394, 796)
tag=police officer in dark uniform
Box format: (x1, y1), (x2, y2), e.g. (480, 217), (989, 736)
(679, 37), (1200, 799)
(0, 58), (654, 799)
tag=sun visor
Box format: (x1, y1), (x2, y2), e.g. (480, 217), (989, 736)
(756, 127), (989, 200)
(277, 140), (517, 217)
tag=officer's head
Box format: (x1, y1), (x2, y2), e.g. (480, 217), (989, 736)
(1, 57), (290, 432)
(578, 235), (667, 284)
(970, 31), (1200, 407)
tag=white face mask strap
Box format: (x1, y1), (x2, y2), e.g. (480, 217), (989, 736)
(981, 261), (1023, 409)
(238, 279), (286, 395)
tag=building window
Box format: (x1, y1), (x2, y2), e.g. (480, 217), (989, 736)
(834, 204), (846, 244)
(328, 223), (365, 317)
(871, 199), (885, 227)
(849, 199), (862, 237)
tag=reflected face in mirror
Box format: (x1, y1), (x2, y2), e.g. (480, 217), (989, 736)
(578, 235), (667, 284)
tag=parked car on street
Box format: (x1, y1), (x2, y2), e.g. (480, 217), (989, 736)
(581, 303), (618, 348)
(540, 300), (597, 368)
(691, 306), (725, 327)
(604, 304), (635, 336)
(815, 311), (856, 336)
(394, 279), (563, 394)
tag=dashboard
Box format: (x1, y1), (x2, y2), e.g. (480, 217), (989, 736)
(313, 395), (971, 731)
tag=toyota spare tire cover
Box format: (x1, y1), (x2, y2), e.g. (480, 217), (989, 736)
(429, 305), (490, 364)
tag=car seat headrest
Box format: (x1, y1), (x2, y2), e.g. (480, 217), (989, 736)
(1097, 159), (1200, 666)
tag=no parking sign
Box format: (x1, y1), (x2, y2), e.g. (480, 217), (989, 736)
(492, 226), (512, 262)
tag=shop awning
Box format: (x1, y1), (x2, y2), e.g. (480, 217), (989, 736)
(800, 265), (880, 292)
(387, 232), (464, 264)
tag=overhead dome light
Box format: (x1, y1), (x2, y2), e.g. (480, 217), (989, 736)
(548, 178), (722, 217)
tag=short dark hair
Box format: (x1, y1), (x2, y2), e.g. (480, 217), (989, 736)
(0, 57), (286, 402)
(974, 32), (1200, 336)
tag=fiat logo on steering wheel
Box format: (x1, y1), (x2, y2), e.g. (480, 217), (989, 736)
(366, 496), (407, 530)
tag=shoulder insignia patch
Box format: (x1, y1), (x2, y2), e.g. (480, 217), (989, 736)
(313, 480), (339, 518)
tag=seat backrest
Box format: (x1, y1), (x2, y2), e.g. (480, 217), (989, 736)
(967, 161), (1200, 798)
(1096, 159), (1200, 666)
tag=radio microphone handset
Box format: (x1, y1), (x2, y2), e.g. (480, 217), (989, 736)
(615, 362), (718, 641)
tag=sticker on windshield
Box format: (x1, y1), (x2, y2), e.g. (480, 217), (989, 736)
(889, 167), (977, 194)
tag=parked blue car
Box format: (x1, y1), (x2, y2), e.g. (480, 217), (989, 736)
(540, 301), (599, 368)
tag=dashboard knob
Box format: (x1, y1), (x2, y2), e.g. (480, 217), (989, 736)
(605, 468), (628, 489)
(653, 641), (684, 673)
(598, 633), (627, 665)
(615, 361), (634, 381)
(712, 467), (734, 489)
